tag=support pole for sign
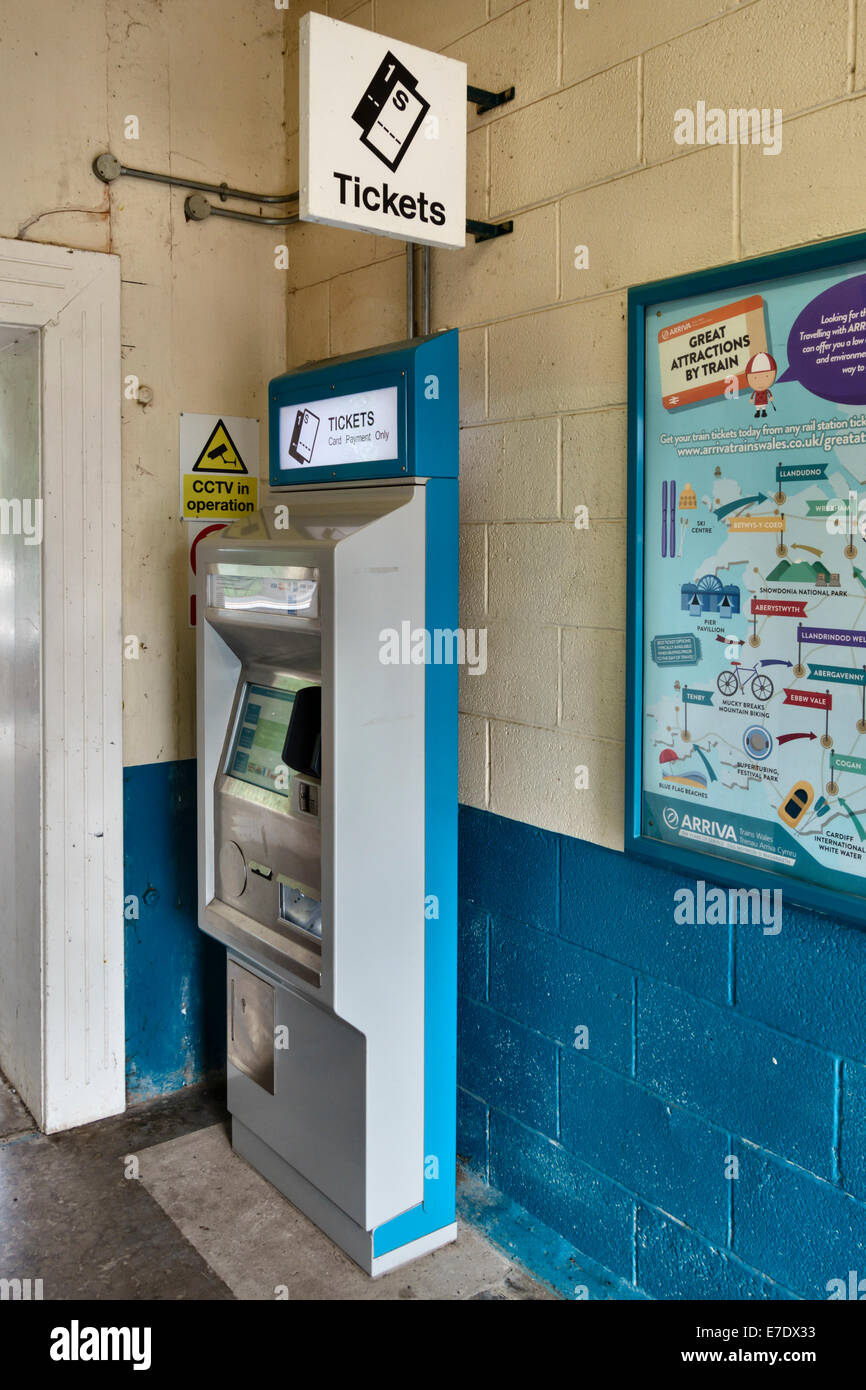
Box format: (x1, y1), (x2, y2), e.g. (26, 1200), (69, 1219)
(406, 244), (416, 339)
(859, 668), (866, 733)
(421, 246), (431, 336)
(682, 687), (690, 743)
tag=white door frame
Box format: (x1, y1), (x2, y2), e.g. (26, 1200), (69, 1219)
(0, 237), (124, 1131)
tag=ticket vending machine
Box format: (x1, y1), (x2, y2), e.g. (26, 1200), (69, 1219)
(196, 333), (458, 1274)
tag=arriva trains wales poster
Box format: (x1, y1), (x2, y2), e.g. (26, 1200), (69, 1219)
(627, 237), (866, 921)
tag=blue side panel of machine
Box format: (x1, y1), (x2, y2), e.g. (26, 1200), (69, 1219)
(373, 473), (459, 1257)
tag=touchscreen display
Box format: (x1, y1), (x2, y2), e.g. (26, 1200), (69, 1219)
(228, 684), (294, 796)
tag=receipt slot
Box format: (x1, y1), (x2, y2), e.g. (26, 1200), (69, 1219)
(196, 333), (458, 1274)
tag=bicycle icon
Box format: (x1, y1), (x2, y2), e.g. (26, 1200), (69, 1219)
(716, 661), (774, 701)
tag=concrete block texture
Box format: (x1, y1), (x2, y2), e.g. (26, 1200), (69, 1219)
(560, 838), (731, 1003)
(562, 0), (741, 88)
(487, 520), (626, 628)
(636, 978), (836, 1179)
(636, 1207), (795, 1301)
(445, 0), (560, 132)
(740, 98), (866, 258)
(735, 904), (866, 1062)
(489, 62), (640, 215)
(489, 1110), (636, 1282)
(731, 1141), (866, 1298)
(561, 408), (628, 521)
(559, 145), (736, 299)
(489, 916), (634, 1070)
(839, 1062), (866, 1202)
(459, 805), (559, 934)
(460, 416), (560, 523)
(458, 714), (488, 808)
(459, 816), (866, 1298)
(489, 720), (625, 848)
(458, 997), (558, 1133)
(560, 627), (626, 742)
(459, 619), (559, 728)
(488, 295), (627, 419)
(642, 0), (850, 164)
(560, 1054), (731, 1243)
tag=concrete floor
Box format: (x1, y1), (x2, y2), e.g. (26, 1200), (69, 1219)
(0, 1073), (555, 1301)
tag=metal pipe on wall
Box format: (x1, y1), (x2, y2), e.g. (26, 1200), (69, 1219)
(93, 153), (298, 205)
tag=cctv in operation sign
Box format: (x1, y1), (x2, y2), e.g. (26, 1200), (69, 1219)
(299, 13), (466, 250)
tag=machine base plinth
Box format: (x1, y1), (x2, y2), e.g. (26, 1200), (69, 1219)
(232, 1118), (456, 1277)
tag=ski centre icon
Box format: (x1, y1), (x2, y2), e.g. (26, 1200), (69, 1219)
(352, 51), (430, 172)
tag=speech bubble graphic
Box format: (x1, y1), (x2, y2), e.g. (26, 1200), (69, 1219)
(777, 273), (866, 404)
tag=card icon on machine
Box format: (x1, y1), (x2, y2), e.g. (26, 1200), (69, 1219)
(288, 408), (320, 465)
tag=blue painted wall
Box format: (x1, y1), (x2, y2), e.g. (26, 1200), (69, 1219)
(457, 804), (866, 1300)
(121, 767), (866, 1299)
(124, 759), (224, 1100)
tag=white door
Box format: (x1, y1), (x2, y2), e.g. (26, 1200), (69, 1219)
(0, 238), (124, 1131)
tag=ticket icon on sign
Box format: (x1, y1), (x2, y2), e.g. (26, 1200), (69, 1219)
(352, 51), (430, 172)
(288, 408), (320, 465)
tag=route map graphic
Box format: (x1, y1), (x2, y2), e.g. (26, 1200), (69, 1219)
(642, 260), (866, 903)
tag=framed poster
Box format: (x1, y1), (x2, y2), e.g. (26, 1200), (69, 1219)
(627, 232), (866, 924)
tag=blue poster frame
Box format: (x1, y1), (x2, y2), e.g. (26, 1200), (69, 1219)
(626, 231), (866, 927)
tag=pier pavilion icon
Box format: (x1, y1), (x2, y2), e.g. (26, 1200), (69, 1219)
(681, 574), (740, 618)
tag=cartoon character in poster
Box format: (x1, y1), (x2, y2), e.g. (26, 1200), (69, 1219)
(744, 350), (777, 417)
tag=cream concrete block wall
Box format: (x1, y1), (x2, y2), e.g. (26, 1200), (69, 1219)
(461, 417), (559, 522)
(0, 0), (289, 768)
(740, 100), (866, 255)
(643, 0), (850, 164)
(278, 0), (866, 850)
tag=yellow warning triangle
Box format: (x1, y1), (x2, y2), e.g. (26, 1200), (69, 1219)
(191, 419), (248, 474)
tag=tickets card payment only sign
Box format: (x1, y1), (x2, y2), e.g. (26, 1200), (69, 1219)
(179, 413), (259, 521)
(299, 13), (467, 249)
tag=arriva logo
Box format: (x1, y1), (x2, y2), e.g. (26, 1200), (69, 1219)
(680, 813), (738, 842)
